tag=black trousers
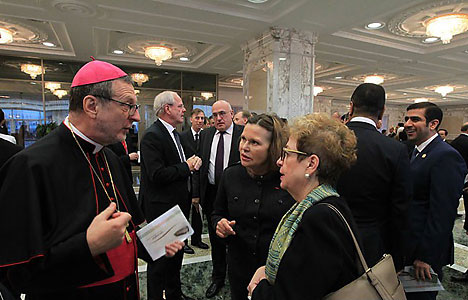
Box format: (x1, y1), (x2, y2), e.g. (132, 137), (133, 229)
(190, 203), (203, 244)
(146, 200), (190, 300)
(206, 183), (227, 284)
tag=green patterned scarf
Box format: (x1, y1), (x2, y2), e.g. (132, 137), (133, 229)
(265, 184), (339, 285)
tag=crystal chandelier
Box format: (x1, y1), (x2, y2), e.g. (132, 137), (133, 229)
(131, 73), (149, 86)
(145, 46), (173, 66)
(364, 75), (384, 85)
(45, 82), (61, 92)
(426, 13), (468, 44)
(313, 86), (323, 96)
(434, 85), (454, 97)
(21, 63), (44, 79)
(0, 28), (13, 44)
(53, 89), (68, 99)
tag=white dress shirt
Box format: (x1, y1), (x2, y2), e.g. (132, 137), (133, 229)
(208, 123), (234, 185)
(159, 118), (186, 162)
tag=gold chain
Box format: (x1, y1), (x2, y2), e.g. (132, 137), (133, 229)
(66, 120), (132, 242)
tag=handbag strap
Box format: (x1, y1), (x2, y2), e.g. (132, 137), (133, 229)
(320, 203), (396, 300)
(319, 203), (369, 271)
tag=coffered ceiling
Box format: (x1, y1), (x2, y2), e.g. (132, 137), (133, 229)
(1, 0), (468, 105)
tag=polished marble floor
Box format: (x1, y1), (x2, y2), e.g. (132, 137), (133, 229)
(137, 203), (468, 300)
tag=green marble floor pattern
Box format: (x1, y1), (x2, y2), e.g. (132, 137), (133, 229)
(137, 214), (468, 300)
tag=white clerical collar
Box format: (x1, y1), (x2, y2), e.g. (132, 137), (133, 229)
(415, 133), (438, 153)
(462, 133), (468, 137)
(159, 118), (176, 134)
(216, 122), (234, 135)
(349, 117), (377, 128)
(64, 116), (103, 154)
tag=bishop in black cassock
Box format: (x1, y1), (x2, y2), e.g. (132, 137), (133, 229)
(0, 60), (182, 300)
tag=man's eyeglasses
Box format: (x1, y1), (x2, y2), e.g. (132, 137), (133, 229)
(212, 111), (227, 118)
(93, 95), (140, 116)
(280, 147), (311, 161)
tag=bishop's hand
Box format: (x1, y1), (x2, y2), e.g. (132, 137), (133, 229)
(86, 202), (132, 256)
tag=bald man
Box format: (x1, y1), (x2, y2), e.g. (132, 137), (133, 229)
(195, 100), (244, 297)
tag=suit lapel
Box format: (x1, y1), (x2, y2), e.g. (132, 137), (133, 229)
(155, 119), (180, 161)
(228, 124), (242, 165)
(411, 135), (442, 164)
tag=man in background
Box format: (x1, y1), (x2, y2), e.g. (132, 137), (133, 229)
(180, 108), (210, 253)
(139, 91), (199, 300)
(196, 100), (243, 298)
(337, 83), (411, 270)
(233, 110), (250, 126)
(450, 122), (468, 283)
(404, 102), (466, 300)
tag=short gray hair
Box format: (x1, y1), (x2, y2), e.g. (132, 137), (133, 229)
(154, 91), (179, 116)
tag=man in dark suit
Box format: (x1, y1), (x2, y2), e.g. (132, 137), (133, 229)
(450, 122), (468, 282)
(337, 83), (411, 270)
(107, 136), (139, 182)
(180, 108), (209, 253)
(139, 91), (200, 300)
(196, 100), (243, 298)
(0, 138), (22, 169)
(404, 102), (466, 300)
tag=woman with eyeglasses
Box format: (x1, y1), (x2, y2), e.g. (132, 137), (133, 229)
(247, 113), (361, 300)
(211, 113), (295, 300)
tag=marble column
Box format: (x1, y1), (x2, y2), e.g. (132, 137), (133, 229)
(242, 27), (317, 120)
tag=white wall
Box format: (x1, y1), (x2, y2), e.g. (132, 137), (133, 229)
(218, 86), (244, 109)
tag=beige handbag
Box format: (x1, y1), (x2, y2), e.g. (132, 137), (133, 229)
(322, 203), (406, 300)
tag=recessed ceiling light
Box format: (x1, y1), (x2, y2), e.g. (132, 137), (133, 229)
(164, 71), (169, 75)
(43, 42), (55, 47)
(179, 57), (189, 61)
(422, 37), (439, 44)
(247, 0), (269, 3)
(366, 22), (385, 30)
(279, 57), (286, 61)
(30, 82), (37, 84)
(403, 93), (407, 95)
(113, 50), (124, 55)
(464, 49), (468, 54)
(334, 76), (343, 79)
(414, 98), (429, 103)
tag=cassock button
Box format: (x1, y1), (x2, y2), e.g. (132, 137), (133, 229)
(254, 199), (260, 204)
(106, 183), (110, 187)
(100, 167), (105, 171)
(110, 197), (115, 201)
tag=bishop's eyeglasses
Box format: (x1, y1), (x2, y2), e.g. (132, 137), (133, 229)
(93, 95), (140, 116)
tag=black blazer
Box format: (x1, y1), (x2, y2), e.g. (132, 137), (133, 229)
(138, 119), (191, 221)
(252, 196), (362, 300)
(451, 134), (468, 168)
(407, 135), (466, 268)
(107, 137), (136, 182)
(180, 128), (199, 158)
(337, 121), (411, 269)
(0, 139), (22, 169)
(196, 124), (243, 209)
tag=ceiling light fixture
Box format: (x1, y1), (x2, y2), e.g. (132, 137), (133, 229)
(113, 50), (124, 55)
(434, 85), (454, 97)
(131, 73), (149, 86)
(279, 57), (286, 61)
(366, 22), (385, 30)
(414, 98), (429, 103)
(425, 13), (468, 44)
(247, 0), (269, 3)
(21, 63), (43, 79)
(0, 28), (13, 44)
(364, 75), (384, 85)
(313, 86), (323, 96)
(422, 37), (439, 43)
(179, 57), (189, 62)
(43, 42), (55, 47)
(334, 76), (343, 79)
(45, 82), (61, 92)
(201, 92), (213, 100)
(145, 46), (173, 66)
(53, 89), (68, 99)
(134, 90), (140, 95)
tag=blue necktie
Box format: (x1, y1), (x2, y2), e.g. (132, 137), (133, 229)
(410, 148), (419, 163)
